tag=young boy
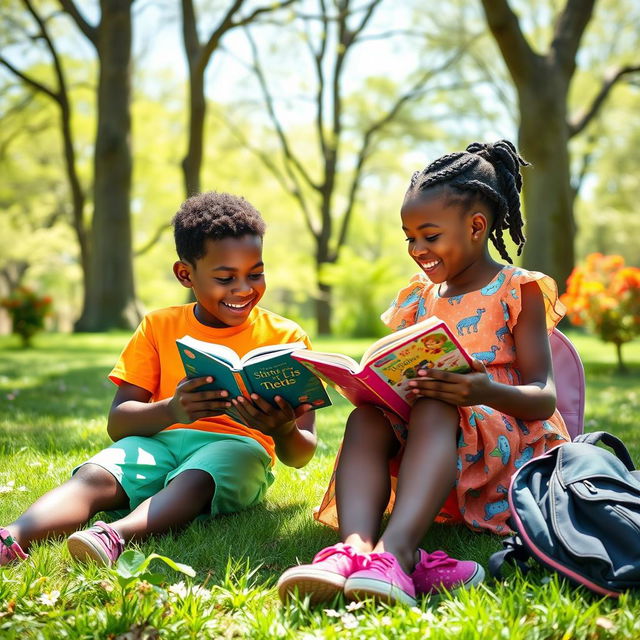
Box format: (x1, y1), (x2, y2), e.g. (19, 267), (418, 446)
(0, 191), (317, 567)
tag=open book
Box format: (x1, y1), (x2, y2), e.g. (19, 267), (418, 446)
(176, 337), (331, 425)
(291, 316), (471, 422)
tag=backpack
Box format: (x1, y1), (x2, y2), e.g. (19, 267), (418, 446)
(489, 431), (640, 597)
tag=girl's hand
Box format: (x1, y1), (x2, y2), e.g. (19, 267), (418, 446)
(407, 359), (493, 406)
(231, 394), (313, 439)
(168, 376), (231, 424)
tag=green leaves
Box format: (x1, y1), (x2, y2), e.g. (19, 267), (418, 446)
(113, 550), (195, 591)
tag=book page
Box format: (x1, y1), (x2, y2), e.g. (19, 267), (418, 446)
(291, 350), (361, 373)
(177, 335), (241, 368)
(365, 325), (471, 400)
(360, 315), (441, 364)
(242, 341), (307, 366)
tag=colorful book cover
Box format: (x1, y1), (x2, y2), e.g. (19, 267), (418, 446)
(291, 317), (471, 422)
(176, 337), (331, 425)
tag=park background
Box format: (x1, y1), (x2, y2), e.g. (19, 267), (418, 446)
(1, 1), (640, 638)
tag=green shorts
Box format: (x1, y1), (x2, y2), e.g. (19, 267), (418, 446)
(74, 429), (275, 517)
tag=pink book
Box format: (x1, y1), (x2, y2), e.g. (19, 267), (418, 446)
(292, 316), (472, 422)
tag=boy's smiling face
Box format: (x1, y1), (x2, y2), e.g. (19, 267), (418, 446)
(174, 234), (266, 328)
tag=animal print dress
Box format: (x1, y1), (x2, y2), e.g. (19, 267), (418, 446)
(314, 265), (570, 535)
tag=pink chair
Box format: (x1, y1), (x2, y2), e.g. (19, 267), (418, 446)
(549, 328), (585, 440)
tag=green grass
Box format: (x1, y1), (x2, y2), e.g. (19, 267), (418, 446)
(0, 331), (639, 638)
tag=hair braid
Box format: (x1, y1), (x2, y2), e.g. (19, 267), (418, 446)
(405, 139), (530, 261)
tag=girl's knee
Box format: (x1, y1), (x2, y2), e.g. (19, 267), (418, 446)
(411, 398), (459, 432)
(346, 405), (392, 438)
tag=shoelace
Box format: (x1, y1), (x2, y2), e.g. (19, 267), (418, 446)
(418, 550), (456, 570)
(0, 528), (28, 560)
(363, 552), (396, 571)
(313, 543), (368, 570)
(93, 522), (124, 555)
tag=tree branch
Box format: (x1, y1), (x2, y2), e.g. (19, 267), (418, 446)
(568, 64), (640, 138)
(214, 109), (318, 239)
(57, 0), (98, 44)
(134, 223), (172, 257)
(0, 57), (57, 101)
(245, 27), (320, 193)
(480, 0), (538, 85)
(551, 0), (596, 77)
(334, 46), (472, 256)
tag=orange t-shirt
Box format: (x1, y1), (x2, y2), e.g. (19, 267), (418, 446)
(109, 304), (312, 462)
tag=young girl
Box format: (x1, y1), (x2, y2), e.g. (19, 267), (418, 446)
(278, 140), (570, 606)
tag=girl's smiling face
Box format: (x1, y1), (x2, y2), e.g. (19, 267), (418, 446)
(401, 190), (491, 290)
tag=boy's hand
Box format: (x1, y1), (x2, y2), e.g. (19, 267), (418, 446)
(168, 377), (231, 424)
(407, 359), (493, 406)
(230, 394), (313, 438)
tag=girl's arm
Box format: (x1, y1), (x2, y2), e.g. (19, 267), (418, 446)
(409, 282), (557, 421)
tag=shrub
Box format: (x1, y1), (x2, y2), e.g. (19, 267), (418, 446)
(561, 253), (640, 372)
(1, 286), (52, 348)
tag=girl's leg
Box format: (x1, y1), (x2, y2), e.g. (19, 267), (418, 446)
(336, 405), (399, 553)
(374, 398), (458, 572)
(4, 463), (128, 549)
(110, 469), (215, 541)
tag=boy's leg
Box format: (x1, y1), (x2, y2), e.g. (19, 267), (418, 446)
(336, 405), (399, 553)
(4, 463), (128, 549)
(108, 469), (215, 540)
(374, 398), (458, 571)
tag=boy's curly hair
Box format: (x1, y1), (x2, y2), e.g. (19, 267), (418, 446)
(173, 191), (266, 264)
(404, 140), (529, 263)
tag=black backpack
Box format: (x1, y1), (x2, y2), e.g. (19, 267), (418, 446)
(489, 432), (640, 597)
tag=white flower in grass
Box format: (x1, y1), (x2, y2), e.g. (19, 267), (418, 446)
(38, 590), (60, 607)
(0, 480), (15, 494)
(192, 584), (212, 601)
(323, 608), (341, 618)
(345, 601), (364, 612)
(168, 581), (188, 599)
(341, 613), (359, 629)
(380, 615), (392, 627)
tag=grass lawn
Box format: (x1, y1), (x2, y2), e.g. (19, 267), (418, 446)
(0, 331), (639, 638)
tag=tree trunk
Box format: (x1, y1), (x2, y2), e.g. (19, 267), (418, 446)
(614, 341), (627, 374)
(75, 0), (140, 331)
(517, 72), (575, 291)
(182, 69), (205, 197)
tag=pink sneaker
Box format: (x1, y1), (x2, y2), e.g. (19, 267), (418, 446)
(277, 543), (365, 604)
(411, 549), (485, 597)
(344, 551), (416, 606)
(66, 521), (124, 567)
(0, 528), (28, 566)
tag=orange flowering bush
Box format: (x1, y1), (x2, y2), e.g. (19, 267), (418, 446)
(1, 286), (52, 348)
(561, 253), (640, 372)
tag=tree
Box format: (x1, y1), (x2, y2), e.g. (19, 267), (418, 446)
(231, 0), (471, 333)
(480, 0), (640, 290)
(58, 0), (141, 331)
(180, 0), (296, 197)
(0, 0), (89, 319)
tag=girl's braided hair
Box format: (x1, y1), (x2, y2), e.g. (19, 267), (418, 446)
(405, 140), (529, 263)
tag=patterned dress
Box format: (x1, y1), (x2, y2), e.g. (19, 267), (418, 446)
(315, 265), (570, 535)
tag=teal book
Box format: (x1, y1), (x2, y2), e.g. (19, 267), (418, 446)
(176, 336), (331, 425)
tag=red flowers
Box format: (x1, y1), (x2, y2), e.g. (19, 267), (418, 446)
(561, 254), (640, 372)
(1, 286), (52, 347)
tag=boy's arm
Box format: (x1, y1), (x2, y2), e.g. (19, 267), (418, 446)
(107, 377), (231, 441)
(231, 395), (318, 468)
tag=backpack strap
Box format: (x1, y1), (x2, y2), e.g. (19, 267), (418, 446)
(572, 431), (636, 471)
(488, 535), (532, 579)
